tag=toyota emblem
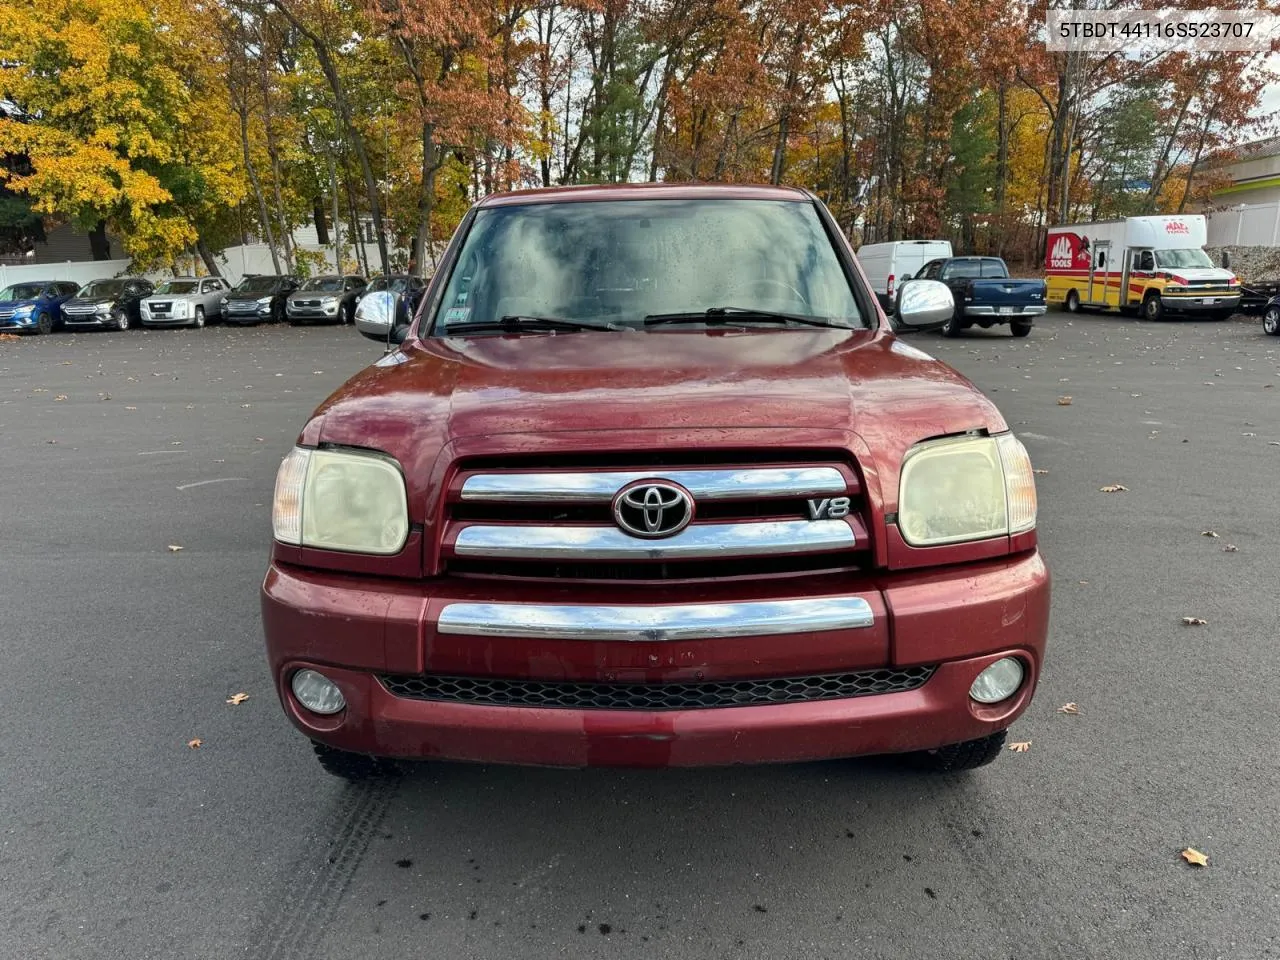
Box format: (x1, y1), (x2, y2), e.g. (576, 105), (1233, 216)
(611, 481), (694, 539)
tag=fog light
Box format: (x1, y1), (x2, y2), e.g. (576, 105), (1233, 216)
(291, 669), (346, 715)
(969, 657), (1024, 704)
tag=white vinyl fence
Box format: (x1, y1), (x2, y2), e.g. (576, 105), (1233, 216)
(0, 258), (134, 290)
(1206, 201), (1280, 246)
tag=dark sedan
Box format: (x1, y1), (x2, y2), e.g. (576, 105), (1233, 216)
(285, 275), (366, 325)
(61, 278), (155, 331)
(222, 274), (299, 325)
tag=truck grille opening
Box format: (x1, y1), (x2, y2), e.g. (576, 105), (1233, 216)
(440, 452), (870, 582)
(380, 667), (935, 711)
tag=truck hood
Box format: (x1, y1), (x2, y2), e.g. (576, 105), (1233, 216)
(309, 330), (1007, 511)
(145, 293), (199, 303)
(1163, 267), (1235, 283)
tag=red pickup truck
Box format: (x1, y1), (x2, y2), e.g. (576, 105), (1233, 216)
(262, 183), (1049, 778)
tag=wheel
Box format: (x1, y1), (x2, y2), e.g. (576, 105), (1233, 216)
(1064, 289), (1081, 313)
(940, 310), (963, 338)
(1264, 304), (1280, 336)
(1010, 321), (1032, 338)
(311, 741), (398, 782)
(35, 311), (53, 335)
(906, 730), (1007, 772)
(340, 303), (352, 325)
(192, 306), (205, 329)
(1141, 293), (1162, 321)
(114, 308), (130, 331)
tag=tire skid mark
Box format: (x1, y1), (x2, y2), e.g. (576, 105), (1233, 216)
(246, 779), (396, 959)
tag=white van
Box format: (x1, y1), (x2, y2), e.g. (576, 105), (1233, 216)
(857, 240), (953, 309)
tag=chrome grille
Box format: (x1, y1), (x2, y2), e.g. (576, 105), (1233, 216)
(380, 666), (934, 711)
(442, 456), (867, 582)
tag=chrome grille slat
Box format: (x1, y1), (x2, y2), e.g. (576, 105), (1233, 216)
(452, 519), (854, 561)
(460, 466), (847, 502)
(436, 596), (875, 641)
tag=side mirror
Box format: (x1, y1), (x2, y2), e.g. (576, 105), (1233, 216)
(354, 290), (397, 344)
(895, 279), (954, 329)
(1221, 250), (1231, 270)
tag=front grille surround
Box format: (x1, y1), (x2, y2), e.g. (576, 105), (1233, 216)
(380, 667), (933, 711)
(440, 454), (869, 582)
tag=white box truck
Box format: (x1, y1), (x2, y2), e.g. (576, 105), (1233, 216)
(1045, 215), (1240, 320)
(857, 240), (953, 310)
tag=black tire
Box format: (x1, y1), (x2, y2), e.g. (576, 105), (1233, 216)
(1264, 305), (1280, 336)
(339, 303), (352, 326)
(907, 730), (1007, 772)
(311, 741), (398, 782)
(193, 306), (205, 329)
(1010, 321), (1032, 338)
(1141, 293), (1163, 322)
(36, 311), (53, 335)
(940, 310), (963, 338)
(1064, 288), (1081, 313)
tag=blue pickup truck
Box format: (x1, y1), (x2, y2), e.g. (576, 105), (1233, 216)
(912, 256), (1046, 338)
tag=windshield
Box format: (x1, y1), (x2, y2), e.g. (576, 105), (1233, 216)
(1153, 248), (1213, 269)
(0, 284), (45, 300)
(430, 198), (864, 332)
(301, 277), (344, 292)
(368, 277), (410, 294)
(235, 276), (278, 294)
(79, 280), (126, 298)
(155, 280), (198, 295)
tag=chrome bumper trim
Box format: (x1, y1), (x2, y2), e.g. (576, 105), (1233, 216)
(963, 305), (1046, 316)
(460, 466), (847, 503)
(453, 519), (855, 561)
(437, 596), (875, 641)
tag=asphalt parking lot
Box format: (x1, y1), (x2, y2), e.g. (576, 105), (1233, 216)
(1, 314), (1278, 960)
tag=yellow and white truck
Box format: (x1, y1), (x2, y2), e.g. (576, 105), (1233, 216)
(1045, 215), (1241, 320)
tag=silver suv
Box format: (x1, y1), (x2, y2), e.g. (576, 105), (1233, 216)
(140, 277), (230, 328)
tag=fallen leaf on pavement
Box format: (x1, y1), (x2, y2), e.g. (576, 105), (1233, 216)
(1201, 531), (1219, 538)
(187, 738), (203, 750)
(1058, 703), (1079, 714)
(226, 693), (250, 705)
(1180, 848), (1208, 867)
(1008, 741), (1031, 753)
(1057, 396), (1073, 405)
(54, 395), (67, 401)
(167, 544), (184, 553)
(0, 333), (20, 342)
(58, 360), (72, 365)
(1181, 616), (1207, 626)
(125, 406), (137, 410)
(1033, 468), (1049, 475)
(1099, 484), (1128, 493)
(1223, 544), (1239, 553)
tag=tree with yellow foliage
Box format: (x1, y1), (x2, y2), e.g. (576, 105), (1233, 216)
(0, 0), (246, 270)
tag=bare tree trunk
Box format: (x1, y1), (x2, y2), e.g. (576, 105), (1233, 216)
(197, 238), (223, 277)
(88, 220), (112, 260)
(257, 52), (294, 272)
(326, 149), (344, 277)
(312, 196), (329, 246)
(238, 105), (281, 274)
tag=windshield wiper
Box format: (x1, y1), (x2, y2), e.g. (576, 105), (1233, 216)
(444, 314), (623, 334)
(643, 306), (851, 329)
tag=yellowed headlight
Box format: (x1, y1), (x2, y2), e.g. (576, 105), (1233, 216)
(272, 446), (409, 555)
(898, 433), (1037, 547)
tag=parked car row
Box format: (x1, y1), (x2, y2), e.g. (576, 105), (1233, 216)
(0, 272), (429, 336)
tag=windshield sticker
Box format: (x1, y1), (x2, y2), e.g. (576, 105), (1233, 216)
(444, 307), (471, 323)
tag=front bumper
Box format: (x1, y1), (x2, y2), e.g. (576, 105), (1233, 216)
(1160, 294), (1240, 314)
(262, 552), (1050, 767)
(287, 304), (340, 321)
(141, 312), (193, 326)
(0, 316), (35, 331)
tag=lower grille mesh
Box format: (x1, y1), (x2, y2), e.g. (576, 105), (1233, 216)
(380, 667), (934, 711)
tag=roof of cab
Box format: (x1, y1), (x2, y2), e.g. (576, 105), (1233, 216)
(477, 182), (814, 208)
